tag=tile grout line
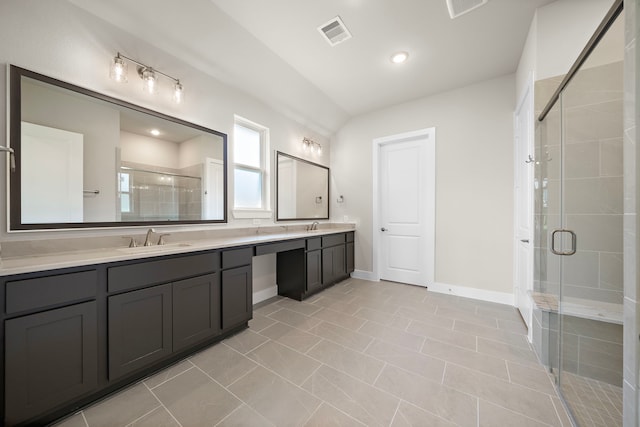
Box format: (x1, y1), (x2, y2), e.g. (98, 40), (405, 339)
(123, 404), (163, 427)
(549, 394), (569, 427)
(80, 411), (89, 427)
(476, 397), (480, 427)
(387, 401), (401, 427)
(145, 363), (195, 391)
(192, 364), (253, 413)
(505, 360), (512, 383)
(225, 364), (260, 389)
(142, 382), (184, 427)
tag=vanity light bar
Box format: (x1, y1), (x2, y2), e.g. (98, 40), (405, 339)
(110, 52), (184, 104)
(302, 137), (322, 155)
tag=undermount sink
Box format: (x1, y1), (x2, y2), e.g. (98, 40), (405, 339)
(117, 242), (193, 254)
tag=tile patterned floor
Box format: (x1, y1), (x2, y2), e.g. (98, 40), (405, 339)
(54, 278), (574, 427)
(561, 372), (622, 427)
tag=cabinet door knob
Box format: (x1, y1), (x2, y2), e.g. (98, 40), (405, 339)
(381, 228), (387, 232)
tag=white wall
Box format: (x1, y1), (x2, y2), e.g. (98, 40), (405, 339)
(331, 75), (515, 295)
(516, 0), (615, 102)
(120, 131), (179, 170)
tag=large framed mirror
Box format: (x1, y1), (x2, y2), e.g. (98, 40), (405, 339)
(8, 65), (227, 230)
(276, 151), (329, 221)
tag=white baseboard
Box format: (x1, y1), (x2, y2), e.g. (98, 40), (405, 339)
(253, 285), (278, 305)
(428, 282), (515, 306)
(351, 270), (379, 281)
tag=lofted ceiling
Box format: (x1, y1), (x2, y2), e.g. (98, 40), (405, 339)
(69, 0), (555, 135)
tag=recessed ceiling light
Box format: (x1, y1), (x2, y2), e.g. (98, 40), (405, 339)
(150, 129), (160, 136)
(391, 51), (409, 64)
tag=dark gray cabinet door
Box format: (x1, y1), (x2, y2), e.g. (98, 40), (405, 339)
(173, 273), (220, 351)
(322, 246), (334, 285)
(108, 284), (172, 380)
(221, 265), (252, 330)
(5, 302), (98, 426)
(322, 244), (347, 285)
(306, 250), (322, 293)
(346, 242), (355, 273)
(333, 244), (347, 280)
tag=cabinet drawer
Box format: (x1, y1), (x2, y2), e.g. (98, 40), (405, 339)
(108, 252), (219, 293)
(322, 233), (345, 247)
(6, 270), (97, 314)
(346, 232), (355, 242)
(222, 247), (254, 269)
(307, 238), (322, 251)
(255, 239), (304, 256)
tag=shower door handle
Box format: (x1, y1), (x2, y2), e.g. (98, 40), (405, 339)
(550, 229), (577, 256)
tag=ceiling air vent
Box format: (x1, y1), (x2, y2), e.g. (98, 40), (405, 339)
(446, 0), (488, 19)
(318, 16), (352, 47)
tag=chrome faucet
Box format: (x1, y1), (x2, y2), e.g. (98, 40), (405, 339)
(143, 228), (156, 246)
(308, 221), (320, 231)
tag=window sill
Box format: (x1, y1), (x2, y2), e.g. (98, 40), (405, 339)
(232, 209), (273, 219)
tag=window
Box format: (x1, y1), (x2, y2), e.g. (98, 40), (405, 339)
(233, 116), (270, 217)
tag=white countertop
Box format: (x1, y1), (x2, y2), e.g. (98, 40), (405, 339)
(0, 227), (354, 277)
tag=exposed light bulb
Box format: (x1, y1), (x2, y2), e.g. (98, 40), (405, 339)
(141, 68), (157, 94)
(173, 81), (183, 104)
(317, 145), (322, 155)
(110, 55), (128, 82)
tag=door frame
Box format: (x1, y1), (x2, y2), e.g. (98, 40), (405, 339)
(513, 73), (535, 341)
(372, 128), (436, 284)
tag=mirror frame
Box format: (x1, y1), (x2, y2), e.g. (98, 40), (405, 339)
(8, 65), (228, 230)
(275, 151), (329, 221)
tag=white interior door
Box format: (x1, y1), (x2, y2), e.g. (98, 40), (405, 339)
(21, 122), (84, 223)
(514, 86), (534, 336)
(376, 129), (435, 287)
(203, 157), (224, 220)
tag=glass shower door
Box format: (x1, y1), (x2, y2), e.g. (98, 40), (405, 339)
(555, 13), (624, 426)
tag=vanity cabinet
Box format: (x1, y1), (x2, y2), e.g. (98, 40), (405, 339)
(221, 247), (253, 331)
(107, 253), (221, 380)
(3, 270), (99, 426)
(322, 243), (346, 286)
(109, 271), (222, 381)
(306, 250), (323, 293)
(173, 273), (220, 351)
(276, 232), (355, 300)
(108, 284), (173, 380)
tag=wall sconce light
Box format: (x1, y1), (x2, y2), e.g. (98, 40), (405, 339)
(110, 52), (184, 104)
(302, 137), (322, 155)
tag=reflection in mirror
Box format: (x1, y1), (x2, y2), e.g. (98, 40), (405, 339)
(10, 65), (227, 230)
(276, 151), (329, 221)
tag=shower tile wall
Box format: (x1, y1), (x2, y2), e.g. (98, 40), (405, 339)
(120, 161), (202, 221)
(562, 61), (624, 305)
(535, 62), (624, 304)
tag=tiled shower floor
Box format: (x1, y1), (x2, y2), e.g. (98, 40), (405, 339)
(54, 278), (573, 427)
(561, 372), (623, 427)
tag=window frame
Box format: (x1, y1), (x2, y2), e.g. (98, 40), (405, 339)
(232, 116), (271, 218)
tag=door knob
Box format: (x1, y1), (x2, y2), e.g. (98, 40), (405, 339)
(381, 227), (387, 232)
(520, 239), (529, 243)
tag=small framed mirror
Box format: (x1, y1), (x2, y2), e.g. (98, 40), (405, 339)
(276, 151), (329, 221)
(9, 65), (228, 230)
